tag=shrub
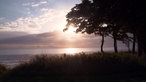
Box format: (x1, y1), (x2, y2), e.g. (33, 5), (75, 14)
(0, 64), (7, 78)
(2, 53), (146, 82)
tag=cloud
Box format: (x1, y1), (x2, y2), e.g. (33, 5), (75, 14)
(0, 31), (127, 49)
(22, 3), (31, 6)
(40, 8), (49, 12)
(0, 0), (80, 34)
(0, 17), (5, 21)
(0, 31), (101, 48)
(31, 1), (48, 7)
(0, 8), (68, 34)
(40, 1), (48, 4)
(31, 4), (40, 7)
(0, 31), (28, 40)
(22, 1), (48, 7)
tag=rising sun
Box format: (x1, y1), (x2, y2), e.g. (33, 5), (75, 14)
(62, 25), (79, 41)
(65, 25), (76, 33)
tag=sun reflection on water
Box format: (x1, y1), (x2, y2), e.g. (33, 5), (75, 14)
(65, 48), (78, 54)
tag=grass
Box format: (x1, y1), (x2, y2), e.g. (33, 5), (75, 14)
(0, 64), (7, 82)
(0, 52), (146, 82)
(0, 64), (7, 75)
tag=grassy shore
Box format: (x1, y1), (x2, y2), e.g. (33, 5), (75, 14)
(0, 52), (146, 82)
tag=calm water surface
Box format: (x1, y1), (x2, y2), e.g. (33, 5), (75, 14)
(0, 48), (123, 68)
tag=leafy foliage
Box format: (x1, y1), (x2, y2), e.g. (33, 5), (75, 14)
(65, 0), (146, 54)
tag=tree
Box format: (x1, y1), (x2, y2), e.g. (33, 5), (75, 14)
(64, 0), (110, 53)
(64, 0), (128, 53)
(65, 0), (146, 55)
(92, 0), (146, 55)
(109, 0), (146, 55)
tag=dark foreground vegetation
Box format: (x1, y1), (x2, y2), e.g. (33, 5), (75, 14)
(0, 52), (146, 82)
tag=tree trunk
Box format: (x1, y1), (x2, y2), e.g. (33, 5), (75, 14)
(112, 27), (119, 53)
(137, 36), (143, 56)
(113, 30), (118, 53)
(132, 33), (136, 54)
(137, 29), (146, 55)
(101, 35), (104, 53)
(113, 36), (118, 53)
(127, 40), (131, 53)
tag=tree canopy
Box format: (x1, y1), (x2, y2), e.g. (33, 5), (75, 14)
(64, 0), (146, 55)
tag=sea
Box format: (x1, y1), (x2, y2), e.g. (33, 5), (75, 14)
(0, 48), (126, 68)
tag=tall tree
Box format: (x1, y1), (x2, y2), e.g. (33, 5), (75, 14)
(64, 0), (110, 53)
(93, 0), (146, 55)
(65, 0), (146, 55)
(110, 0), (146, 55)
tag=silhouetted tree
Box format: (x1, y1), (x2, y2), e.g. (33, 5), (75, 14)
(92, 0), (146, 55)
(64, 0), (110, 53)
(64, 0), (146, 55)
(108, 0), (146, 55)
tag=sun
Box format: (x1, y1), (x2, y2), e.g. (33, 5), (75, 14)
(58, 22), (82, 46)
(65, 25), (76, 33)
(62, 25), (79, 41)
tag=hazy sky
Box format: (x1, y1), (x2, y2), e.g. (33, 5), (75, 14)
(0, 0), (81, 33)
(0, 0), (126, 49)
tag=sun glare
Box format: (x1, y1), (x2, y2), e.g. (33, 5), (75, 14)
(65, 48), (78, 54)
(62, 25), (80, 41)
(60, 22), (83, 44)
(66, 25), (76, 33)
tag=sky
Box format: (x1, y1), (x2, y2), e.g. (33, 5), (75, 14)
(0, 0), (126, 49)
(0, 0), (81, 33)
